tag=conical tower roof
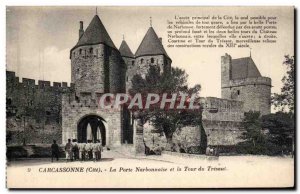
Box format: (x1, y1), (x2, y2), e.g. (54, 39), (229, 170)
(119, 40), (134, 58)
(135, 27), (170, 59)
(71, 15), (117, 51)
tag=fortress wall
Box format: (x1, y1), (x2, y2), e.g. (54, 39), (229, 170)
(201, 97), (244, 146)
(6, 71), (74, 145)
(203, 120), (243, 146)
(201, 97), (244, 122)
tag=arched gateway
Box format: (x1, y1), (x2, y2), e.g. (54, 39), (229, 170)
(77, 115), (106, 146)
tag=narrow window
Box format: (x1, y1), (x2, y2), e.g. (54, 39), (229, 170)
(132, 61), (134, 66)
(141, 58), (144, 63)
(237, 90), (240, 95)
(151, 58), (154, 63)
(89, 47), (93, 54)
(79, 49), (82, 54)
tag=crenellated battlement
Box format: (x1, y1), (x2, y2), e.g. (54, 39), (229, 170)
(6, 71), (75, 90)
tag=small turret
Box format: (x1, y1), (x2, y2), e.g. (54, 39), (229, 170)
(79, 21), (84, 40)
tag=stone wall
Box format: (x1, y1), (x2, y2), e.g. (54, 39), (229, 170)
(222, 77), (271, 115)
(201, 97), (244, 122)
(123, 56), (136, 92)
(203, 120), (243, 146)
(109, 49), (126, 93)
(143, 123), (206, 154)
(6, 71), (74, 145)
(134, 55), (171, 78)
(221, 53), (232, 89)
(71, 44), (107, 94)
(142, 97), (245, 151)
(201, 97), (244, 146)
(61, 93), (123, 146)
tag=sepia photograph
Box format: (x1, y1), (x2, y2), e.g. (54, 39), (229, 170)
(5, 6), (295, 188)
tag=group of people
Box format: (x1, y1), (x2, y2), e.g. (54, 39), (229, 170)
(206, 146), (219, 156)
(51, 139), (104, 162)
(65, 139), (103, 162)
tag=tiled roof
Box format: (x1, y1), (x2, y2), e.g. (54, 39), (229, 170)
(231, 57), (261, 79)
(135, 27), (170, 59)
(119, 40), (134, 58)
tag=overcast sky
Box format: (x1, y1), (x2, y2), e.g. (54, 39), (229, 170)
(6, 6), (294, 102)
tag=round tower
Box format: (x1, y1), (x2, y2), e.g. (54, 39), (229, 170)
(135, 26), (172, 78)
(70, 15), (125, 96)
(221, 54), (272, 115)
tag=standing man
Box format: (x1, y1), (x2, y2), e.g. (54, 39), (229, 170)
(78, 141), (86, 161)
(92, 141), (98, 162)
(96, 140), (103, 161)
(85, 140), (93, 160)
(65, 139), (73, 162)
(72, 139), (79, 161)
(51, 140), (59, 162)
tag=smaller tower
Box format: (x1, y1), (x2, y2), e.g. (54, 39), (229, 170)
(135, 25), (171, 78)
(119, 37), (135, 91)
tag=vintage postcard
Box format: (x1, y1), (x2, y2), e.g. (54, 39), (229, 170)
(6, 6), (294, 188)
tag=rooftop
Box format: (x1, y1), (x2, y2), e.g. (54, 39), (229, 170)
(119, 40), (134, 58)
(231, 57), (261, 79)
(135, 27), (170, 59)
(72, 15), (117, 51)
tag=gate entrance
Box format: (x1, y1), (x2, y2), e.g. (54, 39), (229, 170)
(77, 115), (106, 146)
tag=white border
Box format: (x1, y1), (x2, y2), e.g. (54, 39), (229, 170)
(0, 0), (298, 193)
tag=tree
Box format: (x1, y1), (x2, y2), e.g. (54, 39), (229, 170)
(237, 111), (294, 155)
(272, 55), (295, 113)
(130, 65), (206, 152)
(240, 111), (266, 147)
(262, 112), (294, 153)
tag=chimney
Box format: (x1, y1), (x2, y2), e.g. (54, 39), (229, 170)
(79, 21), (84, 39)
(159, 37), (162, 43)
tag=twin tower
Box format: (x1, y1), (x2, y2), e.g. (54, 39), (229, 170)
(70, 14), (172, 99)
